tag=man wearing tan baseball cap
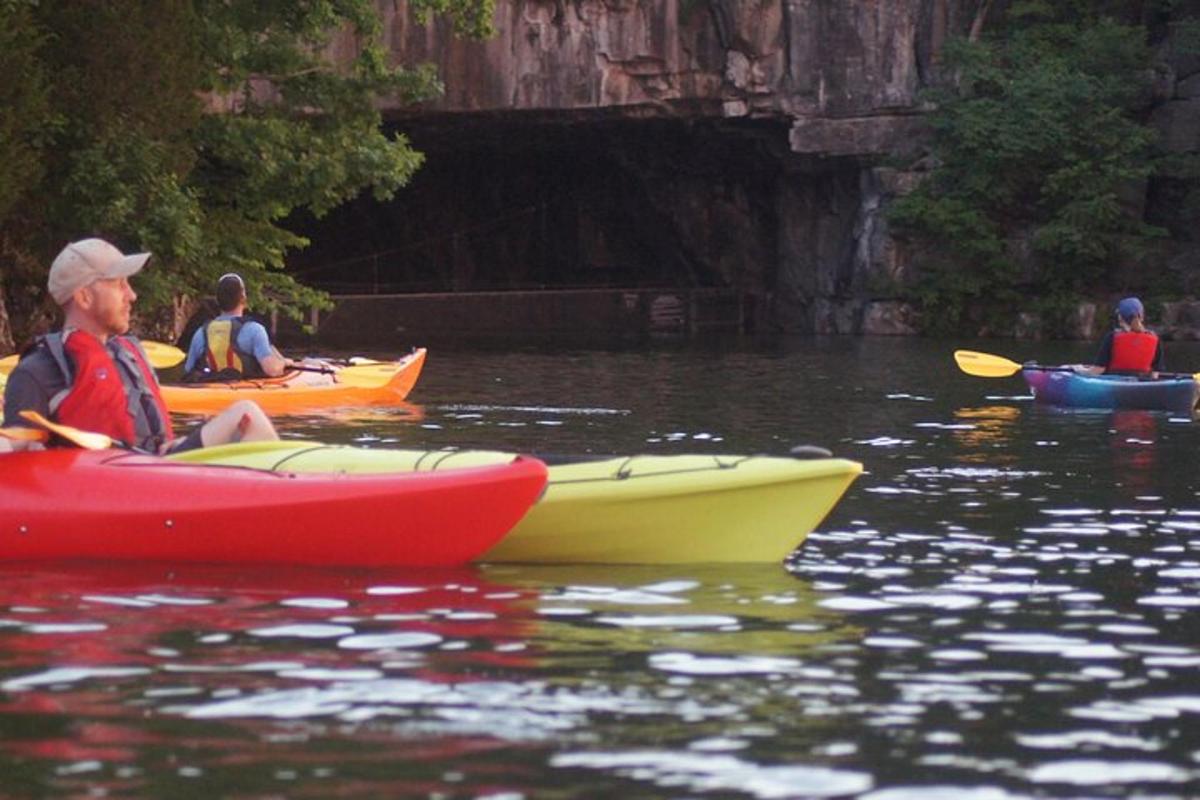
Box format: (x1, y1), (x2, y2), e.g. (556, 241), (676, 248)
(47, 238), (152, 306)
(2, 237), (278, 452)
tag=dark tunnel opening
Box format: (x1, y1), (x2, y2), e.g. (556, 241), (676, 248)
(283, 114), (793, 297)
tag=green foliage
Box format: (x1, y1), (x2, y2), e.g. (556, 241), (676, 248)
(0, 0), (492, 337)
(0, 1), (52, 240)
(890, 10), (1166, 334)
(409, 0), (495, 39)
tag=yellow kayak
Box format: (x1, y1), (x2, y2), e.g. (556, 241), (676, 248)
(170, 441), (863, 564)
(160, 348), (426, 415)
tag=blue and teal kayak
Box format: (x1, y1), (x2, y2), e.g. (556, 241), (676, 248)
(1022, 368), (1200, 414)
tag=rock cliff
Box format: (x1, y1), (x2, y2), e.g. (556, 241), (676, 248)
(305, 1), (1198, 336)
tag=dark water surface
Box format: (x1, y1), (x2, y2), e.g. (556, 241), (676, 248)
(4, 336), (1200, 798)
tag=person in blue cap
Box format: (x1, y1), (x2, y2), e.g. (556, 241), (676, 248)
(1078, 297), (1163, 376)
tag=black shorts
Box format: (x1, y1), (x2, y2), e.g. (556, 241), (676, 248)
(165, 426), (205, 454)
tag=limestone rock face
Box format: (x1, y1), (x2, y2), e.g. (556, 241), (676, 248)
(322, 0), (951, 335)
(348, 0), (941, 156)
(313, 3), (1200, 338)
(861, 301), (918, 336)
(1160, 301), (1200, 341)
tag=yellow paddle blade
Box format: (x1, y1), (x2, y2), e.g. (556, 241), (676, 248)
(19, 410), (116, 450)
(1, 340), (184, 375)
(0, 425), (49, 444)
(953, 350), (1023, 378)
(141, 340), (186, 369)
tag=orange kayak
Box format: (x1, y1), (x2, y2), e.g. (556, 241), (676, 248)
(160, 348), (426, 415)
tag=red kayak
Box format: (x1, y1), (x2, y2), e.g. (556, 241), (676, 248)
(0, 449), (547, 567)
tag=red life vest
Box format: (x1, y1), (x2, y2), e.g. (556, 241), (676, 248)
(53, 331), (174, 450)
(1108, 330), (1158, 373)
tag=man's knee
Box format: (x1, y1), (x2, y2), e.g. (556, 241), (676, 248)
(229, 401), (277, 441)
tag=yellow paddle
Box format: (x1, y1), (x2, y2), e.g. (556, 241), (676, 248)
(0, 425), (49, 445)
(953, 350), (1036, 378)
(16, 410), (116, 450)
(0, 339), (186, 376)
(140, 340), (187, 368)
(955, 349), (1200, 381)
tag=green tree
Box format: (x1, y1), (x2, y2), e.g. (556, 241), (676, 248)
(889, 4), (1163, 335)
(0, 0), (493, 341)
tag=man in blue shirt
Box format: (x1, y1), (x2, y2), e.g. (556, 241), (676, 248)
(183, 273), (291, 381)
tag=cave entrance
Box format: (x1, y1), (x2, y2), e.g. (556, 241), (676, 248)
(287, 113), (789, 293)
(281, 112), (862, 343)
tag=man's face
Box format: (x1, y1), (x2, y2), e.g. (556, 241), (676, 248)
(80, 276), (137, 335)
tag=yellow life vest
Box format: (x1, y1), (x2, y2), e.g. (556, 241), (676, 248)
(204, 318), (245, 374)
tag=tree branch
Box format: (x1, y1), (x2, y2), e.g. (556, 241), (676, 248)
(969, 0), (994, 42)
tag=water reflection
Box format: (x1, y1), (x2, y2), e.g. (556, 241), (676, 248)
(0, 561), (869, 797)
(951, 405), (1021, 463)
(6, 338), (1200, 797)
(1109, 410), (1159, 500)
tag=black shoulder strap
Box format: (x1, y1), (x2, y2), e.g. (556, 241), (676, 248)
(229, 315), (245, 346)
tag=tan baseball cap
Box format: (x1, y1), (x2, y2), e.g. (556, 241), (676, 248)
(48, 238), (151, 305)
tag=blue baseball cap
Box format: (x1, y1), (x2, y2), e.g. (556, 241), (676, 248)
(1116, 297), (1144, 322)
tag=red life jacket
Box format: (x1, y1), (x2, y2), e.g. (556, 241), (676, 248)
(1108, 330), (1158, 373)
(52, 331), (174, 450)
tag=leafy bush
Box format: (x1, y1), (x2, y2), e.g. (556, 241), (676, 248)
(0, 0), (492, 338)
(889, 5), (1165, 335)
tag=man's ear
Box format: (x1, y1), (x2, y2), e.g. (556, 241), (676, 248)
(72, 285), (94, 311)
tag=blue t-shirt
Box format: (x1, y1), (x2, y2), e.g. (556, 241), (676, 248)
(184, 314), (274, 372)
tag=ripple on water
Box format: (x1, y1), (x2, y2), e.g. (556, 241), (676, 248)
(550, 751), (873, 799)
(1137, 593), (1200, 607)
(1026, 759), (1193, 785)
(594, 614), (740, 628)
(280, 597), (350, 609)
(860, 788), (1028, 800)
(3, 666), (152, 691)
(249, 624), (357, 639)
(542, 586), (690, 606)
(649, 652), (803, 676)
(962, 633), (1129, 660)
(171, 678), (743, 734)
(336, 632), (442, 650)
(1015, 729), (1164, 752)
